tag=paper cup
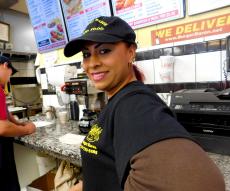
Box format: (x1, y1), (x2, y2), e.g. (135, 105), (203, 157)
(58, 111), (68, 124)
(159, 56), (175, 83)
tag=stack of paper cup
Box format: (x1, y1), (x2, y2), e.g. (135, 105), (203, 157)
(159, 56), (175, 83)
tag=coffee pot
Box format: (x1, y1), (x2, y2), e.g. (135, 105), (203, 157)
(79, 109), (97, 134)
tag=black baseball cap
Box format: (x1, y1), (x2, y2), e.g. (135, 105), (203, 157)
(64, 16), (136, 57)
(0, 55), (18, 75)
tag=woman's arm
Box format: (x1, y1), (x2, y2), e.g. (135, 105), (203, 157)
(124, 138), (225, 191)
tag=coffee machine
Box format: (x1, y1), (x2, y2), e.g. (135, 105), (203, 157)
(63, 77), (106, 133)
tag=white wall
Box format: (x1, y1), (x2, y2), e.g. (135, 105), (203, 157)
(0, 9), (37, 53)
(14, 144), (40, 188)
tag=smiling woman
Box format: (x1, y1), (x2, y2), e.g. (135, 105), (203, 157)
(81, 42), (137, 98)
(64, 16), (225, 191)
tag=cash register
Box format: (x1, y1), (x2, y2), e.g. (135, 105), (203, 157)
(170, 88), (230, 155)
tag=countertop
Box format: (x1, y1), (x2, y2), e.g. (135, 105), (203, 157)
(15, 120), (83, 166)
(8, 106), (27, 112)
(208, 153), (230, 191)
(15, 120), (230, 190)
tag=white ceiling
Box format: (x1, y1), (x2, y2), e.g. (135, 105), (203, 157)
(10, 0), (28, 14)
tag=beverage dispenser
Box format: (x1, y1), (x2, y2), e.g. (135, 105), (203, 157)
(62, 78), (106, 133)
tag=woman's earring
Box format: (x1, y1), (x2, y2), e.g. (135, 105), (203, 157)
(128, 62), (132, 68)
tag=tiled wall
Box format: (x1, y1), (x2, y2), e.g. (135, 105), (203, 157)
(40, 38), (230, 107)
(135, 38), (229, 95)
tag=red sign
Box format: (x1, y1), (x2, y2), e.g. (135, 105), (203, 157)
(151, 13), (230, 45)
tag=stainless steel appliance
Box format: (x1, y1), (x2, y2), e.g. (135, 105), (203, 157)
(63, 78), (106, 133)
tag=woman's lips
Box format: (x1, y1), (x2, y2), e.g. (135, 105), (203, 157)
(91, 72), (107, 81)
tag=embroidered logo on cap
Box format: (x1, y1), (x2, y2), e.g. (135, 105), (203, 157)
(83, 18), (108, 35)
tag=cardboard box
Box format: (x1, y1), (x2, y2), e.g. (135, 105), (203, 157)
(27, 171), (55, 191)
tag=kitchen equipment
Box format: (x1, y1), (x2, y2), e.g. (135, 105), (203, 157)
(170, 88), (230, 155)
(62, 78), (107, 132)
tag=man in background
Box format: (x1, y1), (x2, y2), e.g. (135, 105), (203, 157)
(0, 55), (36, 190)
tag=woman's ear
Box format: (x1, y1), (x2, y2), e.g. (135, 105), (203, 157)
(3, 62), (8, 68)
(128, 44), (136, 63)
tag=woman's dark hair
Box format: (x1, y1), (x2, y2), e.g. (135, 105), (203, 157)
(125, 42), (145, 82)
(133, 64), (145, 82)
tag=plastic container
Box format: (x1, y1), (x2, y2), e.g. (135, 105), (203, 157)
(70, 101), (79, 121)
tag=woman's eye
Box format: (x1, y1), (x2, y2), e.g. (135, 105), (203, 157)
(99, 49), (111, 54)
(82, 52), (90, 58)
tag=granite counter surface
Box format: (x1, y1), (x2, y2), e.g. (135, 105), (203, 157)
(208, 153), (230, 191)
(15, 121), (230, 190)
(15, 121), (83, 166)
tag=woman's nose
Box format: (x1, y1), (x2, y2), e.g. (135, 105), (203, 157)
(88, 56), (101, 68)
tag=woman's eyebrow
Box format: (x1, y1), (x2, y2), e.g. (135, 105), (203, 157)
(94, 43), (103, 49)
(82, 43), (103, 51)
(82, 46), (89, 51)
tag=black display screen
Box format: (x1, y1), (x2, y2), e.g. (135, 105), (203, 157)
(226, 35), (230, 72)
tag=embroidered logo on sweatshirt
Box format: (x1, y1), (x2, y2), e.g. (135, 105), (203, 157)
(80, 124), (102, 155)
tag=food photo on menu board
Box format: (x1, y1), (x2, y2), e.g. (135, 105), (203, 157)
(60, 0), (112, 40)
(25, 0), (68, 53)
(116, 0), (135, 10)
(112, 0), (185, 29)
(62, 0), (83, 17)
(47, 18), (65, 43)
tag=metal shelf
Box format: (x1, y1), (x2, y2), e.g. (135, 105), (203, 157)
(0, 50), (37, 61)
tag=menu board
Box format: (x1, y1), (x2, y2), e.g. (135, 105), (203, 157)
(188, 0), (230, 15)
(60, 0), (112, 41)
(26, 0), (68, 53)
(112, 0), (185, 29)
